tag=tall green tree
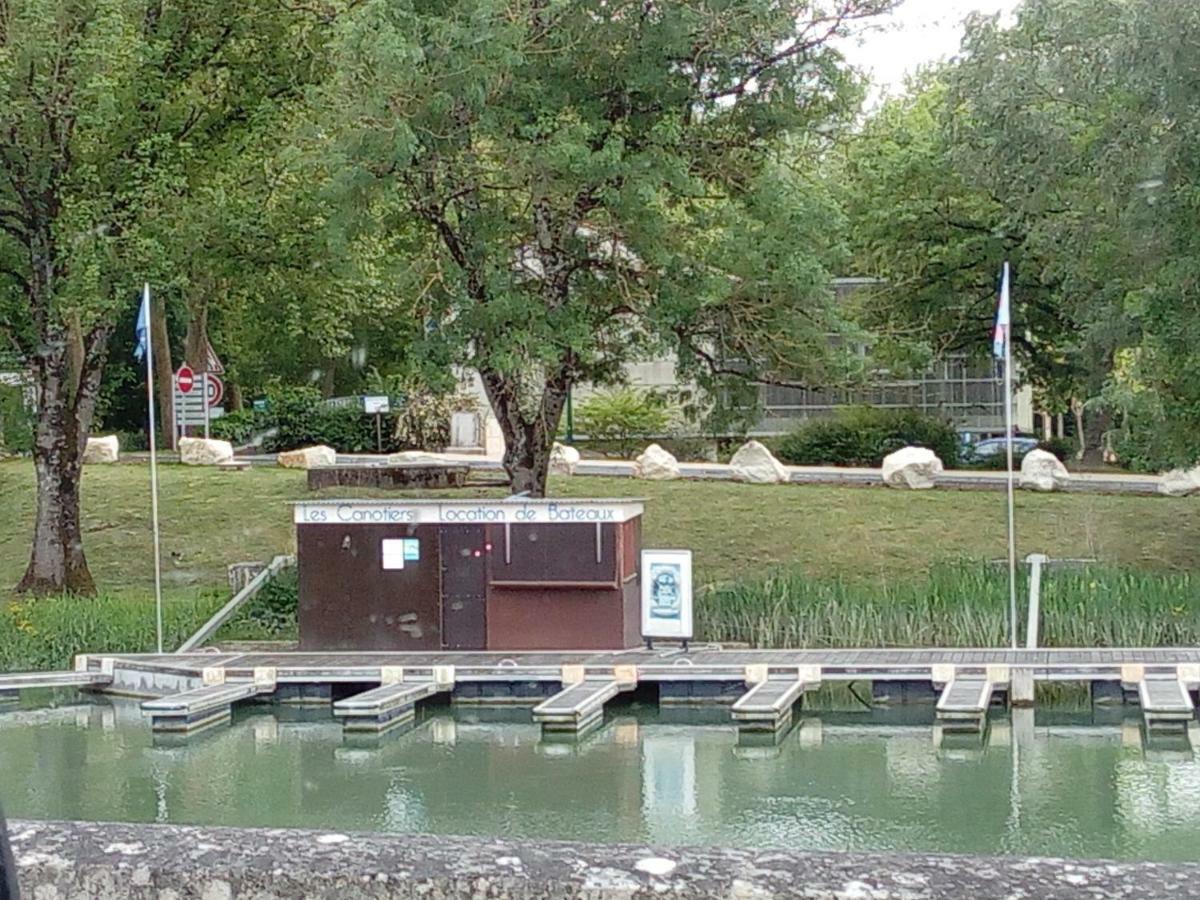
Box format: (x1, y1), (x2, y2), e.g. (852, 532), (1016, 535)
(0, 0), (327, 595)
(319, 0), (893, 494)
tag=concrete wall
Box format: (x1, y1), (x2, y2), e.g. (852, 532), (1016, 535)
(11, 819), (1199, 899)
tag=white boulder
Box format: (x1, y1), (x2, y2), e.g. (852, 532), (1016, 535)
(1159, 465), (1200, 497)
(729, 440), (789, 484)
(179, 436), (234, 466)
(634, 443), (680, 481)
(1019, 448), (1071, 492)
(277, 444), (336, 470)
(881, 446), (944, 490)
(82, 435), (119, 465)
(549, 442), (581, 476)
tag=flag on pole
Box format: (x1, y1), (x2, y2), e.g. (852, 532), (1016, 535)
(993, 262), (1011, 360)
(134, 285), (150, 362)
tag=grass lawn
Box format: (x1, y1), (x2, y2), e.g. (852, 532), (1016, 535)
(1, 458), (1198, 599)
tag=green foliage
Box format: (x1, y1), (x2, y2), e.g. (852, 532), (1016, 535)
(1039, 437), (1077, 463)
(700, 564), (1200, 648)
(0, 384), (33, 454)
(575, 388), (672, 458)
(0, 594), (219, 672)
(210, 409), (268, 447)
(317, 0), (893, 489)
(220, 570), (298, 639)
(776, 407), (960, 467)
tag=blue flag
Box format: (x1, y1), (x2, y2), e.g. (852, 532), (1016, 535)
(993, 262), (1010, 360)
(134, 285), (150, 362)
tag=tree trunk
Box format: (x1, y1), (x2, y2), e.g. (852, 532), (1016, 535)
(151, 289), (175, 450)
(17, 329), (107, 597)
(1071, 399), (1085, 460)
(478, 365), (571, 498)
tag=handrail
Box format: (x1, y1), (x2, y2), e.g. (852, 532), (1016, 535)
(177, 554), (295, 652)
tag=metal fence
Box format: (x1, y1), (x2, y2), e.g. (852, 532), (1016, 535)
(758, 355), (1006, 434)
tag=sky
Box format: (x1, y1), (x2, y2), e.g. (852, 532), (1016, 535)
(837, 0), (1021, 96)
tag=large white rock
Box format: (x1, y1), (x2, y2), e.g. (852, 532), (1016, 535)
(277, 444), (336, 470)
(82, 435), (119, 465)
(549, 442), (581, 476)
(634, 443), (680, 481)
(1159, 465), (1200, 497)
(881, 446), (944, 489)
(729, 440), (789, 484)
(179, 436), (234, 466)
(1019, 448), (1071, 492)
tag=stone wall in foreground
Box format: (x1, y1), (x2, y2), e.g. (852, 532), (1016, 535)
(11, 819), (1200, 899)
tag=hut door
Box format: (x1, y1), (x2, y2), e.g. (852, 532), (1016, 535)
(440, 525), (488, 649)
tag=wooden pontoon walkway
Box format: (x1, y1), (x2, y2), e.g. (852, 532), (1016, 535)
(73, 646), (1200, 683)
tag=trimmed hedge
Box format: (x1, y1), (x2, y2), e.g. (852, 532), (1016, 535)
(776, 407), (960, 468)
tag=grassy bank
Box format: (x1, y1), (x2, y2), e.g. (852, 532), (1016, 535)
(1, 458), (1199, 670)
(2, 459), (1198, 596)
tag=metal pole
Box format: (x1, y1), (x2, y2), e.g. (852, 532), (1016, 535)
(144, 284), (165, 654)
(1003, 261), (1018, 650)
(1025, 553), (1047, 649)
(203, 372), (211, 440)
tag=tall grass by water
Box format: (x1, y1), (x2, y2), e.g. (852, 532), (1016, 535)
(699, 564), (1200, 648)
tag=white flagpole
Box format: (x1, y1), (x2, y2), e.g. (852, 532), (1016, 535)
(143, 283), (165, 654)
(1002, 262), (1018, 649)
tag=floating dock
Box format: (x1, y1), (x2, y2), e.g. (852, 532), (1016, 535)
(1, 647), (1197, 738)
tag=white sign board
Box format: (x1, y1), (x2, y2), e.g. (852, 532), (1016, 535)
(363, 395), (390, 414)
(294, 500), (644, 526)
(640, 549), (693, 641)
(381, 538), (420, 570)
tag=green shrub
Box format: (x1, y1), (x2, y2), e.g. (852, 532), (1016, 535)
(210, 408), (268, 446)
(1039, 436), (1078, 462)
(0, 383), (33, 454)
(776, 406), (960, 468)
(220, 569), (298, 639)
(575, 388), (672, 458)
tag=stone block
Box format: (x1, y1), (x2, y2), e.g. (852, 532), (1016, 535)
(549, 442), (580, 475)
(1159, 465), (1200, 497)
(82, 434), (119, 464)
(179, 436), (234, 466)
(277, 444), (336, 469)
(1019, 448), (1071, 492)
(634, 443), (680, 480)
(729, 440), (789, 484)
(881, 446), (943, 489)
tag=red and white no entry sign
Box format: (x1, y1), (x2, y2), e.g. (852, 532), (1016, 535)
(175, 364), (195, 394)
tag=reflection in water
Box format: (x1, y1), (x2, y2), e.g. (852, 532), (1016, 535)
(2, 695), (1200, 861)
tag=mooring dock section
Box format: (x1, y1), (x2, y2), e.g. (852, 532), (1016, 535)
(333, 667), (455, 733)
(532, 666), (638, 735)
(35, 649), (1200, 737)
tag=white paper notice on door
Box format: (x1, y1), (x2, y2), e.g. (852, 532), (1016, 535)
(381, 539), (406, 570)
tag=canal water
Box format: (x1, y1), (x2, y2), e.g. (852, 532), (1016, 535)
(2, 693), (1198, 862)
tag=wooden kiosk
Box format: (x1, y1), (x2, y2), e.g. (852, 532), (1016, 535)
(293, 498), (644, 651)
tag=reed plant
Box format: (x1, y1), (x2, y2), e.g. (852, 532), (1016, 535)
(699, 563), (1200, 648)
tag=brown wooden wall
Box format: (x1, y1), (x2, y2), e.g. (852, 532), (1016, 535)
(297, 523), (442, 651)
(297, 517), (643, 651)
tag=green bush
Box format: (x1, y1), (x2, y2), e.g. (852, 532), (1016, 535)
(0, 383), (33, 454)
(575, 387), (672, 458)
(776, 406), (960, 468)
(220, 569), (298, 639)
(1039, 437), (1077, 461)
(210, 408), (268, 446)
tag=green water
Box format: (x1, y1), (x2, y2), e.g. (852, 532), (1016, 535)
(2, 693), (1199, 862)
